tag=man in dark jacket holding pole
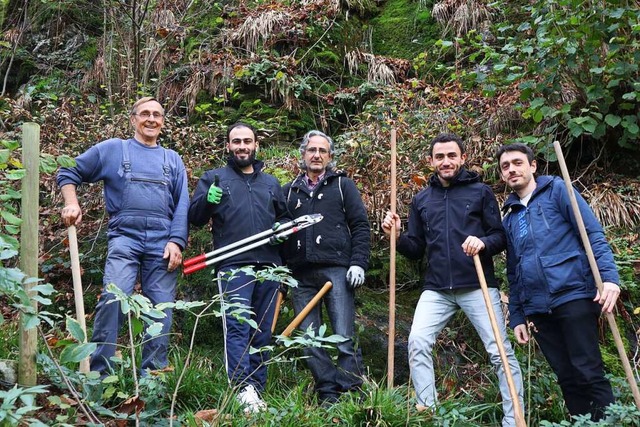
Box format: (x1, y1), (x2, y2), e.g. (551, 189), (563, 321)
(382, 133), (523, 426)
(497, 143), (620, 421)
(283, 130), (371, 406)
(189, 122), (290, 414)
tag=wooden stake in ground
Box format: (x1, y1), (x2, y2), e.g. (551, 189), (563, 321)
(553, 141), (640, 408)
(281, 282), (332, 337)
(473, 255), (527, 427)
(67, 225), (90, 373)
(387, 129), (397, 389)
(19, 122), (40, 386)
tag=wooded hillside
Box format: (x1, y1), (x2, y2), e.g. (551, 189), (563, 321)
(1, 0), (639, 425)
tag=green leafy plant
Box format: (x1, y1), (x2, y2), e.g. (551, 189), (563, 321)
(0, 384), (49, 426)
(489, 1), (639, 151)
(540, 402), (640, 426)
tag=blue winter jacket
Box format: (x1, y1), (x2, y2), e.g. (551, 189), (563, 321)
(188, 158), (290, 269)
(397, 168), (506, 291)
(502, 175), (619, 329)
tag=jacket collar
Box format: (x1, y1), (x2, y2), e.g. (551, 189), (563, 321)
(428, 168), (480, 188)
(291, 168), (345, 190)
(502, 175), (555, 212)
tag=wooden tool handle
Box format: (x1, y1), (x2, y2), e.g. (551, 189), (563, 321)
(68, 225), (90, 374)
(281, 281), (332, 337)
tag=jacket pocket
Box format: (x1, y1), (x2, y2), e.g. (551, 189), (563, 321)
(539, 250), (586, 294)
(323, 224), (348, 255)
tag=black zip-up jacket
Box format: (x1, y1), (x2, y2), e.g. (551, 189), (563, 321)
(282, 169), (371, 271)
(188, 158), (290, 269)
(397, 168), (506, 291)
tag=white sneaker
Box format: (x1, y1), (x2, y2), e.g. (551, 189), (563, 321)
(236, 384), (267, 414)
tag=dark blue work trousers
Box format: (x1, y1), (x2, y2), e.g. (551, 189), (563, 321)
(218, 265), (280, 392)
(528, 298), (614, 421)
(91, 216), (176, 375)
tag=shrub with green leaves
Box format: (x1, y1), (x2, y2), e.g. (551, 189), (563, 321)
(489, 1), (639, 152)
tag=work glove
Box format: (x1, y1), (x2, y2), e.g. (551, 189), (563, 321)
(207, 175), (222, 204)
(269, 222), (289, 245)
(346, 266), (365, 288)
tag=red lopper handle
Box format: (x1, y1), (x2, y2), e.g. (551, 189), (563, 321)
(183, 262), (207, 275)
(183, 254), (206, 267)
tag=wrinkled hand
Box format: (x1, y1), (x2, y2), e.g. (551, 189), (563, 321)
(163, 242), (182, 272)
(461, 235), (485, 256)
(513, 324), (529, 344)
(62, 203), (83, 226)
(207, 183), (223, 204)
(594, 281), (620, 313)
(346, 266), (365, 288)
(381, 211), (401, 239)
(269, 222), (289, 245)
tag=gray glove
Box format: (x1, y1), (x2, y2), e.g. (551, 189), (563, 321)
(346, 266), (365, 288)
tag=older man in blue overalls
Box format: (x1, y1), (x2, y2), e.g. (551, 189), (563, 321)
(57, 97), (189, 375)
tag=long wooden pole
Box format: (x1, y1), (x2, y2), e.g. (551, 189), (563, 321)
(387, 129), (397, 388)
(553, 141), (640, 408)
(473, 255), (526, 427)
(67, 226), (90, 373)
(281, 282), (332, 337)
(19, 122), (40, 386)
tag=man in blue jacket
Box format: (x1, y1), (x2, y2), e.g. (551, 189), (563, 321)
(283, 130), (371, 406)
(57, 97), (189, 375)
(497, 143), (620, 421)
(382, 133), (523, 426)
(189, 122), (289, 413)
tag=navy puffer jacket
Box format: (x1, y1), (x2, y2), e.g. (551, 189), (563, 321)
(282, 170), (370, 271)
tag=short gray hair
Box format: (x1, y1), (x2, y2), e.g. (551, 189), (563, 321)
(131, 97), (163, 115)
(298, 130), (336, 170)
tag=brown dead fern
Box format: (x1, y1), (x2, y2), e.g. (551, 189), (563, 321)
(588, 183), (640, 229)
(433, 0), (493, 37)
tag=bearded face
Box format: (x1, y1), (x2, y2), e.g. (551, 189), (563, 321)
(227, 126), (258, 171)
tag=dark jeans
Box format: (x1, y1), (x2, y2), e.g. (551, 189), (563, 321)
(291, 265), (363, 400)
(529, 298), (614, 420)
(218, 265), (280, 392)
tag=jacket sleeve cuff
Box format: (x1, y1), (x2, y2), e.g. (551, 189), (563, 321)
(169, 238), (186, 251)
(350, 261), (368, 271)
(600, 274), (620, 285)
(509, 313), (526, 330)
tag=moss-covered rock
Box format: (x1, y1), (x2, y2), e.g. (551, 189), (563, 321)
(370, 0), (440, 59)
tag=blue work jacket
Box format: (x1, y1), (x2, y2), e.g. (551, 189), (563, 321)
(502, 176), (619, 328)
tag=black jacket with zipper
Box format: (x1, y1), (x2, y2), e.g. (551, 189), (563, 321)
(188, 158), (290, 270)
(282, 169), (370, 272)
(398, 168), (506, 291)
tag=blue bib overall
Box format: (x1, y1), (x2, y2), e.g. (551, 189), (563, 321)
(90, 140), (177, 374)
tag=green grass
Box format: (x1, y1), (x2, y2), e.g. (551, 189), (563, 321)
(0, 320), (19, 361)
(5, 306), (640, 427)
